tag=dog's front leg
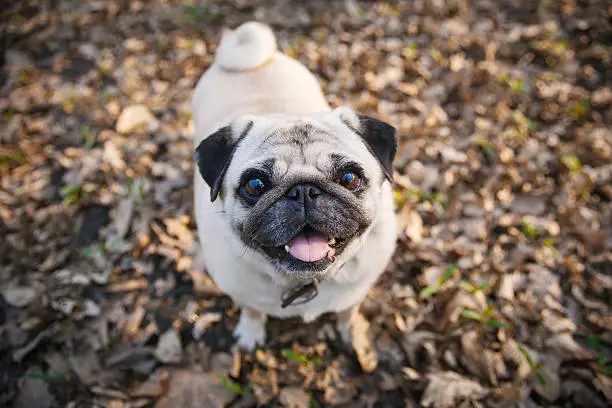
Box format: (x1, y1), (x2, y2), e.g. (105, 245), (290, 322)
(234, 305), (267, 350)
(336, 305), (378, 372)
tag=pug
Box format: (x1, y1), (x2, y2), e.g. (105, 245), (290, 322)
(191, 22), (397, 366)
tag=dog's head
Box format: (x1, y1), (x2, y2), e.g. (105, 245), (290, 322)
(194, 107), (397, 281)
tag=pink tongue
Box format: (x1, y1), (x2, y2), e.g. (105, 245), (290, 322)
(287, 231), (330, 262)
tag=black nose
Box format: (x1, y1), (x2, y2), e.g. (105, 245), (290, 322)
(286, 183), (322, 202)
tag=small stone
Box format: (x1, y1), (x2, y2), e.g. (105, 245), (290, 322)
(116, 105), (159, 134)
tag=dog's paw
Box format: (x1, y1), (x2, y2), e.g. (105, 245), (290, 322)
(234, 311), (266, 351)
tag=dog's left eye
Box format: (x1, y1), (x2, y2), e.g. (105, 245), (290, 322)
(340, 171), (362, 191)
(243, 178), (266, 198)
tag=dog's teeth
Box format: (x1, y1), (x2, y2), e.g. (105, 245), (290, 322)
(328, 238), (336, 246)
(284, 245), (290, 253)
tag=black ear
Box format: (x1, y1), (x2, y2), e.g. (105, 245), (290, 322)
(357, 116), (398, 181)
(194, 126), (234, 201)
(194, 121), (254, 201)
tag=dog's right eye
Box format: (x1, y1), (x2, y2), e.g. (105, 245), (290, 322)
(242, 178), (266, 198)
(339, 171), (362, 191)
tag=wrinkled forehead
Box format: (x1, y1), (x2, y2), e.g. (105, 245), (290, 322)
(241, 120), (366, 177)
(259, 123), (342, 152)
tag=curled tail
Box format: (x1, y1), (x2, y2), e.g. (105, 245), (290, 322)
(215, 21), (277, 71)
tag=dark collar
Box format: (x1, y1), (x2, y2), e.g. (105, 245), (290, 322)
(280, 279), (319, 308)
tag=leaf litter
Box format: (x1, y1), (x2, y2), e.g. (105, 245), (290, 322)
(1, 0), (611, 407)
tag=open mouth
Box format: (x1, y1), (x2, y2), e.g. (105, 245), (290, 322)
(261, 226), (348, 265)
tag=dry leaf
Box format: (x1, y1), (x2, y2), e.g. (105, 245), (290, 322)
(192, 312), (222, 340)
(348, 311), (378, 373)
(110, 198), (134, 239)
(421, 371), (487, 408)
(68, 348), (102, 386)
(251, 365), (278, 405)
(155, 329), (182, 364)
(402, 331), (438, 367)
(116, 104), (159, 134)
(594, 373), (612, 404)
(155, 370), (235, 408)
(210, 352), (234, 375)
(1, 286), (38, 308)
(322, 356), (357, 405)
(2, 2), (612, 407)
(103, 140), (126, 170)
(164, 218), (196, 247)
(397, 205), (423, 243)
(15, 371), (55, 408)
(544, 333), (592, 361)
(401, 366), (422, 380)
(279, 386), (310, 408)
(534, 356), (561, 402)
(131, 369), (170, 398)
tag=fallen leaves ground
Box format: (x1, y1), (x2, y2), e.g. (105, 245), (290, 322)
(1, 0), (611, 407)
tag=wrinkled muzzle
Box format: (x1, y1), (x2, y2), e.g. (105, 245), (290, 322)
(241, 181), (370, 269)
